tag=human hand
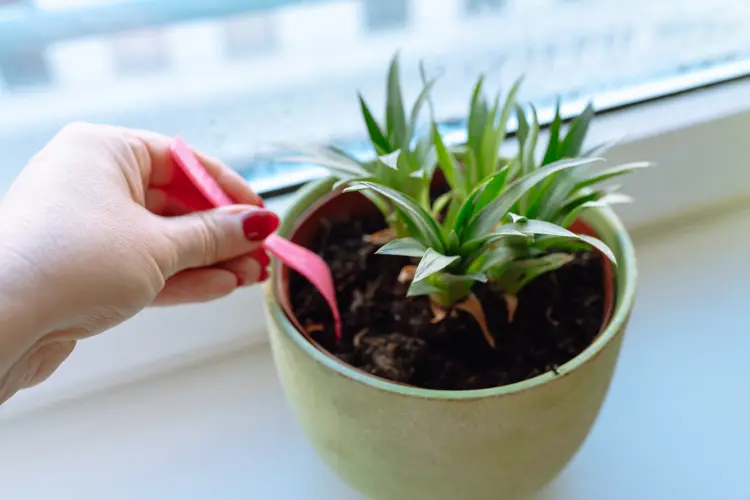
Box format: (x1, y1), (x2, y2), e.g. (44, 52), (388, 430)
(0, 123), (278, 402)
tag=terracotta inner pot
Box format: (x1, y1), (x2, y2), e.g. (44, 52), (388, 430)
(273, 188), (616, 387)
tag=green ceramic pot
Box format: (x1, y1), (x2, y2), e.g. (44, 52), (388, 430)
(263, 177), (637, 500)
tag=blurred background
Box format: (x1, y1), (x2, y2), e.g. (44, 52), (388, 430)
(1, 0), (749, 193)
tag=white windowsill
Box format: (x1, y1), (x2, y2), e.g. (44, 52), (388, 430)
(2, 77), (750, 421)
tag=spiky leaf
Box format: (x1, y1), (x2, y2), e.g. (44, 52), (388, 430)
(280, 143), (371, 178)
(433, 124), (465, 195)
(406, 77), (439, 142)
(465, 157), (603, 241)
(344, 181), (444, 251)
(560, 102), (595, 157)
(573, 161), (651, 191)
(413, 248), (460, 282)
(359, 95), (391, 155)
(490, 254), (576, 294)
(376, 237), (427, 258)
(515, 104), (529, 147)
(542, 99), (563, 165)
(406, 279), (443, 297)
(386, 54), (408, 148)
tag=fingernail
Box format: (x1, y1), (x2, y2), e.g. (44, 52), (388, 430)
(259, 267), (269, 282)
(250, 248), (270, 268)
(242, 209), (279, 241)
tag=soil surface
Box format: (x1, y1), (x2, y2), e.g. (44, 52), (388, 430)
(289, 213), (606, 390)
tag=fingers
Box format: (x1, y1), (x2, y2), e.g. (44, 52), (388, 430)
(153, 250), (270, 306)
(153, 268), (239, 306)
(157, 204), (279, 277)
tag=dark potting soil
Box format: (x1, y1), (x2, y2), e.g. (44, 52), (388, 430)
(289, 213), (606, 390)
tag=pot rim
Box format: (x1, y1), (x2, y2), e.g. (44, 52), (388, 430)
(263, 177), (637, 400)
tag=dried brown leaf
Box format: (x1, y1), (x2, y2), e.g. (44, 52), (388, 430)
(363, 228), (395, 245)
(398, 265), (417, 284)
(430, 303), (448, 324)
(456, 294), (496, 348)
(503, 293), (519, 323)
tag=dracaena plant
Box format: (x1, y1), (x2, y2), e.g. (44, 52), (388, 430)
(343, 155), (607, 347)
(280, 53), (438, 239)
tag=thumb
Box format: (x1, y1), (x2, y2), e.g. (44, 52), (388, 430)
(159, 205), (279, 276)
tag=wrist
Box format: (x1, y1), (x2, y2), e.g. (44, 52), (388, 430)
(0, 245), (50, 375)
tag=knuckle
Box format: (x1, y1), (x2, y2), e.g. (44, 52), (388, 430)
(60, 121), (96, 138)
(195, 212), (221, 263)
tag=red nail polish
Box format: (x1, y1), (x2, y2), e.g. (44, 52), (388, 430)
(250, 248), (270, 268)
(242, 210), (279, 241)
(258, 267), (269, 282)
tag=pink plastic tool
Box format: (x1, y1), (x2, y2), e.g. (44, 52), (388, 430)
(168, 137), (342, 340)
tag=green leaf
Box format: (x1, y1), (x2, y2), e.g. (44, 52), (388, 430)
(443, 197), (462, 230)
(332, 176), (374, 192)
(516, 218), (617, 264)
(518, 105), (540, 214)
(447, 229), (461, 253)
(465, 157), (603, 240)
(521, 104), (539, 176)
(431, 192), (452, 217)
(573, 161), (651, 191)
(464, 150), (480, 194)
(433, 124), (465, 195)
(460, 224), (530, 256)
(419, 61), (437, 122)
(557, 187), (621, 221)
(467, 76), (489, 184)
(514, 218), (582, 239)
(407, 77), (439, 142)
(469, 245), (515, 274)
(377, 150), (401, 170)
(413, 248), (460, 282)
(453, 187), (481, 236)
(532, 235), (593, 253)
(560, 102), (595, 158)
(473, 164), (510, 214)
(406, 279), (443, 298)
(279, 143), (372, 178)
(360, 190), (392, 221)
(558, 193), (633, 229)
(582, 138), (620, 158)
(359, 94), (391, 155)
(376, 237), (427, 258)
(491, 254), (576, 294)
(495, 76), (524, 150)
(344, 181), (445, 251)
(386, 54), (408, 149)
(574, 234), (616, 264)
(542, 99), (563, 165)
(479, 91), (502, 179)
(515, 103), (529, 147)
(442, 272), (488, 283)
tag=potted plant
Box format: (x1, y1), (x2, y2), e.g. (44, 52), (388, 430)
(263, 54), (648, 500)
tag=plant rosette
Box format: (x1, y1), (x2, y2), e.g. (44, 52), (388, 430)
(263, 174), (637, 500)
